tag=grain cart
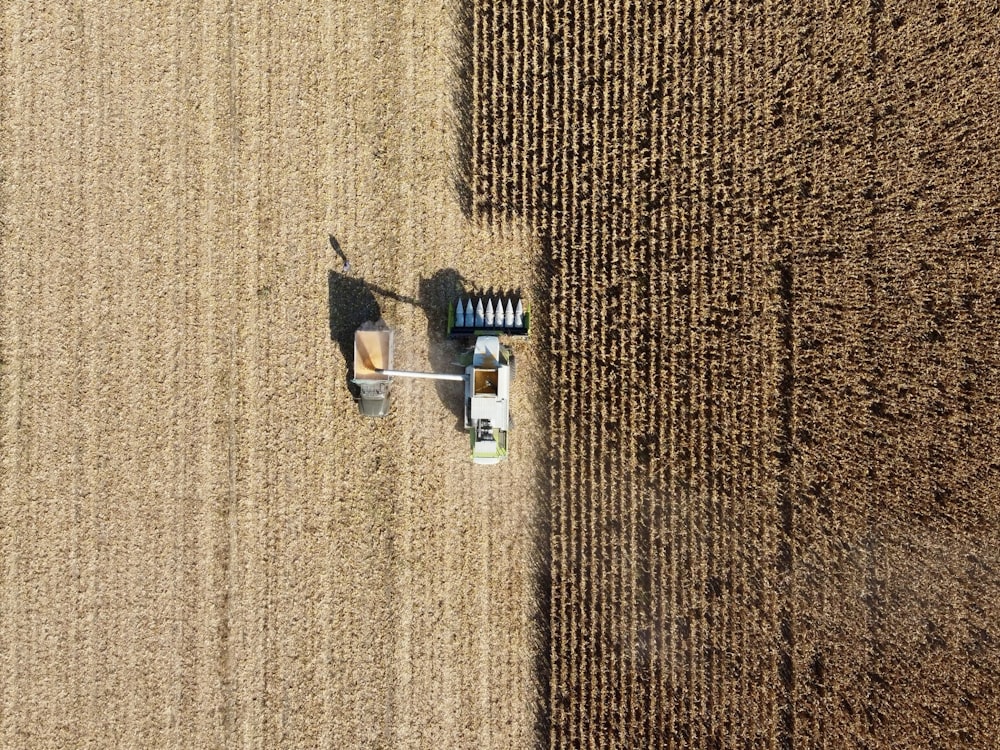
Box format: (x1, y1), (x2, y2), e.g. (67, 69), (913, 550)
(352, 321), (396, 417)
(351, 292), (529, 464)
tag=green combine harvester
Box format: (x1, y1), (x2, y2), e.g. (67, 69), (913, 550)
(351, 291), (529, 465)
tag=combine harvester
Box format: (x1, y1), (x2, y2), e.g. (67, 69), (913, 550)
(352, 291), (529, 464)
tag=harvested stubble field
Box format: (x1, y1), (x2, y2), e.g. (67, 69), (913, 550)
(1, 1), (545, 748)
(2, 1), (1000, 750)
(471, 0), (1000, 747)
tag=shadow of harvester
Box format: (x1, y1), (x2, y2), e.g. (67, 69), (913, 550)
(328, 270), (382, 398)
(418, 268), (468, 431)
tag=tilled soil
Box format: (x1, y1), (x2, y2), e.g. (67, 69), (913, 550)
(0, 2), (544, 748)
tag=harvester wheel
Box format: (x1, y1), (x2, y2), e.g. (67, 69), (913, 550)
(508, 354), (516, 383)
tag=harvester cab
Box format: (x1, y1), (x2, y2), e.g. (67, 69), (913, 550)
(350, 291), (528, 464)
(463, 335), (512, 463)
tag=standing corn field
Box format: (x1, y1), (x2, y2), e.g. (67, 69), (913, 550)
(470, 0), (1000, 746)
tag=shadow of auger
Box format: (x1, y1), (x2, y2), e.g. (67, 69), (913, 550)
(419, 269), (469, 430)
(366, 281), (434, 313)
